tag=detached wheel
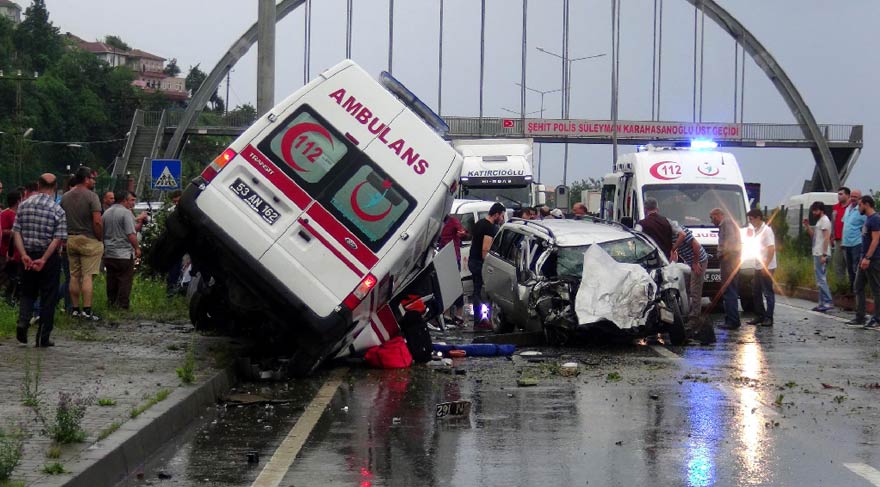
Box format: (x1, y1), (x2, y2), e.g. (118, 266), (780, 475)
(663, 289), (687, 346)
(489, 298), (514, 333)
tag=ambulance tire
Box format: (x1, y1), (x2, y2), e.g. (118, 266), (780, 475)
(188, 286), (228, 332)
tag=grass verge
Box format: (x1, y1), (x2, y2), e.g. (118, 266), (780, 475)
(129, 389), (171, 419)
(0, 274), (187, 339)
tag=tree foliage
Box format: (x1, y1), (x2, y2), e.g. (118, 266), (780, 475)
(163, 57), (180, 77)
(103, 34), (130, 51)
(185, 64), (224, 113)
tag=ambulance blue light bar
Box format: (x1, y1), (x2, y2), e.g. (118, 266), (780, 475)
(690, 139), (718, 150)
(380, 71), (449, 136)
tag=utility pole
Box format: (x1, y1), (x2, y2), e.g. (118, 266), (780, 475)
(225, 70), (231, 117)
(257, 0), (276, 116)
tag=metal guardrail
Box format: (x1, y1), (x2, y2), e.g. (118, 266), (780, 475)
(154, 110), (256, 130)
(112, 109), (144, 179)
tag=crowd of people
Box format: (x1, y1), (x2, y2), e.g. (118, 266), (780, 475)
(1, 167), (158, 348)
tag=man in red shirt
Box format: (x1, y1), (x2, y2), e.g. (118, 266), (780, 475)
(832, 187), (850, 284)
(0, 190), (22, 304)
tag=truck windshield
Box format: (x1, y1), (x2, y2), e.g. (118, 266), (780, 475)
(460, 186), (530, 207)
(642, 184), (747, 228)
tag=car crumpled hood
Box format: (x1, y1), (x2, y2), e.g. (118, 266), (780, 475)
(574, 244), (656, 329)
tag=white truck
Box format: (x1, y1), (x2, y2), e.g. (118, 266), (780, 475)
(600, 143), (757, 311)
(452, 138), (546, 209)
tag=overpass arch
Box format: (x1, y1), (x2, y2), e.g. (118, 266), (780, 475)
(167, 0), (842, 190)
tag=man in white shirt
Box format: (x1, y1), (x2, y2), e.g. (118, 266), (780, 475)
(747, 209), (777, 326)
(804, 201), (833, 312)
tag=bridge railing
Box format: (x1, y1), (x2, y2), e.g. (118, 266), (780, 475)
(153, 110), (256, 130)
(144, 110), (862, 146)
(443, 117), (863, 145)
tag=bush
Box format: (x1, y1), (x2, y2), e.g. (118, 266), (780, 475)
(48, 392), (91, 444)
(176, 341), (196, 385)
(0, 428), (23, 481)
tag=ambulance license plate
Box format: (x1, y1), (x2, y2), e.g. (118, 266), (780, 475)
(230, 178), (280, 225)
(435, 400), (471, 419)
(704, 271), (721, 283)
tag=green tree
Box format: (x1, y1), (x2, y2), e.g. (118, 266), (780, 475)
(163, 58), (180, 77)
(103, 35), (130, 51)
(13, 0), (63, 74)
(569, 177), (602, 204)
(185, 64), (223, 112)
(226, 103), (256, 125)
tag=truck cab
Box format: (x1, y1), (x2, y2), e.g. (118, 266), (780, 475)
(452, 138), (546, 209)
(601, 143), (756, 311)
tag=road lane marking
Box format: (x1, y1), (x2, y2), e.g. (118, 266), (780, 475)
(844, 463), (880, 486)
(650, 345), (681, 360)
(777, 301), (849, 323)
(251, 367), (348, 487)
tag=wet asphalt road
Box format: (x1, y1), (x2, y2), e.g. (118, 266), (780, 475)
(122, 297), (880, 487)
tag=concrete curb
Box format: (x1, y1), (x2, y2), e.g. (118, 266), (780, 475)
(38, 367), (235, 487)
(785, 285), (874, 313)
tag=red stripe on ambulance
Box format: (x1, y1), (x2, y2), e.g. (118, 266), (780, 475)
(298, 219), (364, 278)
(306, 204), (379, 268)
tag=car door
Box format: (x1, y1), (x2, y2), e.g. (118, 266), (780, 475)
(512, 236), (543, 331)
(484, 228), (521, 317)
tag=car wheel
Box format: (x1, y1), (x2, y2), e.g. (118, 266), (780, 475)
(663, 289), (687, 346)
(489, 299), (514, 333)
(188, 285), (228, 331)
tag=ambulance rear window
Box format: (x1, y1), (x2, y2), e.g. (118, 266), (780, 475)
(259, 107), (348, 188)
(325, 165), (415, 250)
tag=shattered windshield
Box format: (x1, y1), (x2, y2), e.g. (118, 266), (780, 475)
(555, 237), (655, 277)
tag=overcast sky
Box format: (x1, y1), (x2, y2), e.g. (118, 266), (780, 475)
(44, 0), (878, 206)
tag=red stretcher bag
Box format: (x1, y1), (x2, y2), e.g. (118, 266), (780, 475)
(364, 336), (413, 369)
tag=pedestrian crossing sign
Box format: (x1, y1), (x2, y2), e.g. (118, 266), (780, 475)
(151, 159), (182, 190)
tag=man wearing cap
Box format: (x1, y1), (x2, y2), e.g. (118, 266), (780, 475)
(13, 173), (66, 347)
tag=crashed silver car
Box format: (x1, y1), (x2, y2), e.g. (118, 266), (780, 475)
(482, 218), (690, 345)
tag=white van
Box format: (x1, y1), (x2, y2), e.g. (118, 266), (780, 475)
(157, 60), (463, 374)
(601, 143), (756, 311)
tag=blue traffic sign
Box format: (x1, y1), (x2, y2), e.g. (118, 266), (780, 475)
(151, 159), (182, 190)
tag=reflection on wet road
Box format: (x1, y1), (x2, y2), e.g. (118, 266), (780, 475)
(125, 298), (880, 487)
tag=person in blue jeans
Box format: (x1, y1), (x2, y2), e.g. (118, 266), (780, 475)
(711, 208), (741, 329)
(805, 201), (833, 312)
(842, 189), (866, 292)
(848, 195), (880, 329)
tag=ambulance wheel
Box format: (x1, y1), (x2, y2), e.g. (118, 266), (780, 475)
(490, 298), (514, 333)
(188, 286), (227, 331)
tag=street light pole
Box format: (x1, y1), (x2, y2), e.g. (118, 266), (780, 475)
(514, 82), (562, 183)
(535, 48), (605, 186)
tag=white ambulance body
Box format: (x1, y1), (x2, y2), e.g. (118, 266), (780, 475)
(601, 144), (756, 309)
(169, 60), (462, 374)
